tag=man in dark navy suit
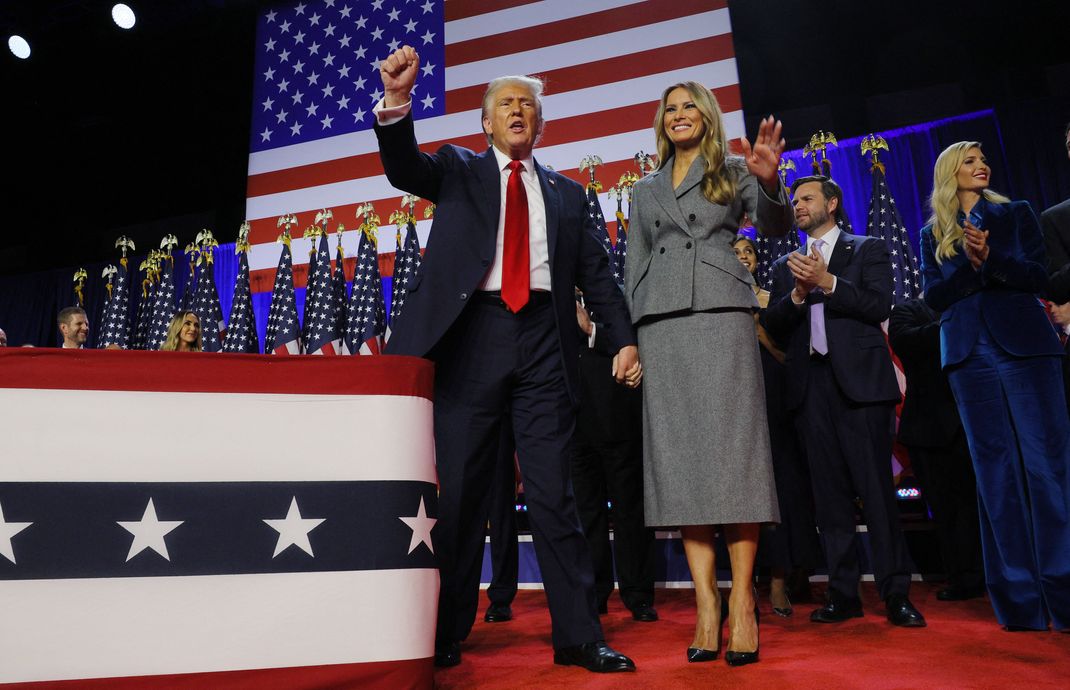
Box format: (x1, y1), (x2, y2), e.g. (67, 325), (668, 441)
(764, 175), (925, 628)
(374, 46), (639, 672)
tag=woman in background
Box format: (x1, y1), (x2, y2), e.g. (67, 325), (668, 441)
(625, 81), (790, 666)
(160, 311), (203, 352)
(733, 235), (819, 618)
(921, 141), (1070, 631)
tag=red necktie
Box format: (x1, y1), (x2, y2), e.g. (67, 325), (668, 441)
(501, 160), (530, 312)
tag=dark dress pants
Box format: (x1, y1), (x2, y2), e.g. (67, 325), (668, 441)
(571, 431), (655, 611)
(796, 357), (912, 603)
(946, 326), (1070, 630)
(430, 296), (603, 649)
(907, 431), (984, 592)
(486, 421), (519, 608)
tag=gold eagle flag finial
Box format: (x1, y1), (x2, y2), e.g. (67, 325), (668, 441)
(236, 221), (252, 254)
(356, 203), (381, 243)
(777, 159), (796, 186)
(860, 134), (890, 174)
(579, 155), (603, 193)
(73, 268), (88, 307)
(802, 130), (838, 176)
(276, 213), (297, 247)
(634, 151), (657, 177)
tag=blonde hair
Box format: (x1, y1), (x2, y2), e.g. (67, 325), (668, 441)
(927, 141), (1010, 264)
(653, 81), (737, 205)
(161, 311), (203, 352)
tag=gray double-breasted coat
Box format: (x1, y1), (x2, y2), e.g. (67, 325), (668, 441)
(624, 155), (790, 526)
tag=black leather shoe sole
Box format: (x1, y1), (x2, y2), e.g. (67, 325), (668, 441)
(483, 605), (513, 623)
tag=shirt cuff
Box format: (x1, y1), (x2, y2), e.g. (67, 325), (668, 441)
(588, 323), (597, 349)
(373, 98), (412, 125)
(827, 275), (837, 294)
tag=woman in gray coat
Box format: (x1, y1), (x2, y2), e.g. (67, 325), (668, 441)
(624, 81), (791, 666)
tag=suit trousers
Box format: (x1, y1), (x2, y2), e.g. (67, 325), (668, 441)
(796, 357), (912, 602)
(946, 325), (1070, 630)
(571, 432), (656, 610)
(486, 420), (519, 608)
(430, 296), (603, 648)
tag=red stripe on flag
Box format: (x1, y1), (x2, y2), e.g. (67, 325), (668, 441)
(0, 349), (434, 398)
(1, 658), (432, 690)
(445, 35), (737, 114)
(444, 0), (541, 22)
(445, 0), (727, 65)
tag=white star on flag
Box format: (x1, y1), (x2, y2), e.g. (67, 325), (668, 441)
(118, 498), (184, 562)
(264, 496), (325, 557)
(399, 497), (436, 555)
(0, 501), (32, 564)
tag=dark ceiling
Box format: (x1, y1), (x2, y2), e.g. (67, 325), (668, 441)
(1, 0), (1068, 276)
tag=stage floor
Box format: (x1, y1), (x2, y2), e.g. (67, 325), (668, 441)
(436, 582), (1070, 689)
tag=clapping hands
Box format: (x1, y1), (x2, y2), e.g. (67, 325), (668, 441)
(962, 221), (989, 270)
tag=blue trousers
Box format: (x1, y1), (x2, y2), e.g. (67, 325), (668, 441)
(947, 326), (1070, 630)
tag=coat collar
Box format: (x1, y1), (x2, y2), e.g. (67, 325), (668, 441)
(649, 155), (699, 234)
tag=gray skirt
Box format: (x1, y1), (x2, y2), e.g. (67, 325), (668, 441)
(637, 309), (780, 527)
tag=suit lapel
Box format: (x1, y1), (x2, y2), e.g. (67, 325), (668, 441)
(827, 231), (854, 277)
(649, 157), (693, 235)
(535, 160), (560, 271)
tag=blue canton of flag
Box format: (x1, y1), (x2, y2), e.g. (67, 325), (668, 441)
(304, 234), (342, 355)
(191, 250), (226, 353)
(180, 257), (198, 312)
(250, 0), (446, 153)
(866, 166), (920, 305)
(147, 256), (177, 350)
(98, 260), (131, 349)
(265, 242), (303, 355)
(131, 272), (156, 351)
(388, 220), (422, 327)
(223, 251), (260, 353)
(586, 187), (618, 286)
(756, 229), (802, 290)
(613, 215), (628, 290)
(343, 229), (385, 355)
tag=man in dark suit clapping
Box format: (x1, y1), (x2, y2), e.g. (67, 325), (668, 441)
(764, 176), (925, 628)
(889, 297), (984, 600)
(374, 46), (639, 672)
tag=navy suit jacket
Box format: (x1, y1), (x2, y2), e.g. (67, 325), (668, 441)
(374, 113), (635, 402)
(763, 231), (901, 410)
(920, 199), (1063, 368)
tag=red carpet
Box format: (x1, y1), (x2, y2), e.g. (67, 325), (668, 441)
(434, 583), (1070, 689)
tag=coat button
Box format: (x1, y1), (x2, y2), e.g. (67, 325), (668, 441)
(460, 292), (468, 300)
(654, 220), (660, 227)
(659, 247), (666, 254)
(686, 242), (693, 249)
(689, 213), (696, 222)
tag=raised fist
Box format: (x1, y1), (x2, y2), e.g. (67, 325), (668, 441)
(380, 46), (420, 107)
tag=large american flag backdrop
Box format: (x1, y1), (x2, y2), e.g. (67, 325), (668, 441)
(244, 0), (743, 296)
(0, 349), (437, 688)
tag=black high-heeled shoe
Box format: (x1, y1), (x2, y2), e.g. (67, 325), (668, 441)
(725, 606), (760, 666)
(686, 592), (725, 663)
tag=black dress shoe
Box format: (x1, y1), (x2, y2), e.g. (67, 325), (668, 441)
(553, 641), (636, 673)
(886, 594), (926, 627)
(630, 603), (659, 622)
(937, 585), (985, 601)
(434, 641), (461, 668)
(686, 647), (718, 662)
(810, 597), (863, 623)
(484, 602), (513, 623)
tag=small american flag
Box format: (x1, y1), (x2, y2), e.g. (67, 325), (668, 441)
(180, 257), (198, 312)
(331, 234), (349, 345)
(130, 271), (156, 351)
(222, 251), (260, 353)
(343, 228), (385, 356)
(304, 233), (342, 355)
(867, 166), (920, 305)
(191, 249), (226, 353)
(97, 259), (130, 349)
(388, 219), (421, 326)
(146, 255), (177, 350)
(756, 229), (801, 290)
(587, 186), (618, 286)
(264, 241), (302, 355)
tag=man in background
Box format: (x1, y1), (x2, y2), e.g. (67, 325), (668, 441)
(58, 307), (89, 349)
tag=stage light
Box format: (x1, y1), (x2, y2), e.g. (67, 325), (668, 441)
(8, 35), (31, 60)
(111, 4), (136, 30)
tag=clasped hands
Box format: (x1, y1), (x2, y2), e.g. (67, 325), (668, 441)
(962, 221), (990, 270)
(612, 345), (642, 389)
(788, 246), (834, 301)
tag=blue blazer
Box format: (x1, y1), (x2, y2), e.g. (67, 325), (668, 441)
(920, 199), (1062, 368)
(374, 113), (635, 402)
(764, 231), (901, 409)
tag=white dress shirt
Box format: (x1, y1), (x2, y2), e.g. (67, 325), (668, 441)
(374, 98), (551, 292)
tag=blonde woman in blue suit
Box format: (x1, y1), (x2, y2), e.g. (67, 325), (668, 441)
(921, 141), (1070, 631)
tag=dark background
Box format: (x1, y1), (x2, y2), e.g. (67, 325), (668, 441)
(1, 0), (1068, 275)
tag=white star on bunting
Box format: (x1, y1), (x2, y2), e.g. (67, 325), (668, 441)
(0, 501), (32, 564)
(118, 498), (184, 562)
(399, 497), (436, 555)
(264, 496), (325, 557)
